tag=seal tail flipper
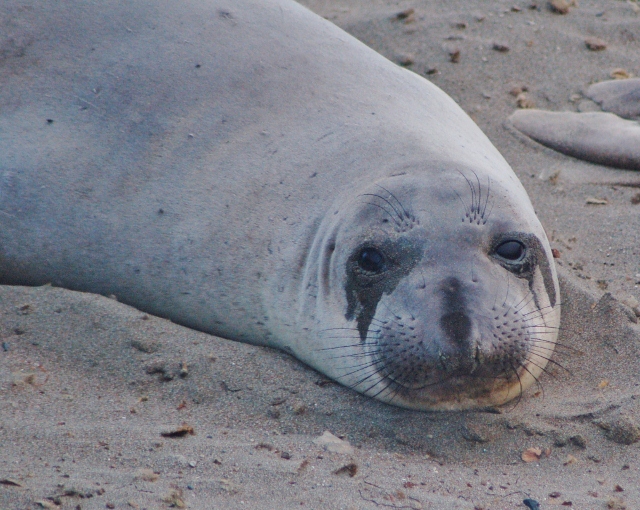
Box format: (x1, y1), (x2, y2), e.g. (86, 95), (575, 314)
(508, 109), (640, 171)
(586, 78), (640, 120)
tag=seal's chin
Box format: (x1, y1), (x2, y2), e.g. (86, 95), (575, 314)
(357, 347), (551, 411)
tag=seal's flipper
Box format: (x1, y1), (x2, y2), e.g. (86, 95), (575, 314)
(509, 110), (640, 171)
(586, 78), (640, 120)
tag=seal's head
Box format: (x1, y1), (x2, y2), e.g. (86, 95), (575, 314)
(300, 169), (560, 410)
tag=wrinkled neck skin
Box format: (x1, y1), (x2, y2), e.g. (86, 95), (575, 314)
(270, 169), (560, 411)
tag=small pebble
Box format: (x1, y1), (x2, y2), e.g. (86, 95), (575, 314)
(610, 68), (631, 79)
(516, 93), (535, 109)
(607, 497), (626, 509)
(333, 463), (358, 477)
(187, 485), (194, 490)
(510, 85), (529, 96)
(449, 49), (461, 63)
(606, 417), (640, 445)
(395, 8), (415, 20)
(396, 54), (415, 66)
(267, 408), (280, 419)
(585, 37), (607, 51)
(2, 342), (8, 352)
(549, 0), (571, 14)
(570, 435), (587, 448)
(523, 498), (540, 510)
(188, 461), (197, 468)
(493, 43), (510, 52)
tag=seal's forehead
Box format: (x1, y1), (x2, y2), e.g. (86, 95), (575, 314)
(347, 170), (539, 230)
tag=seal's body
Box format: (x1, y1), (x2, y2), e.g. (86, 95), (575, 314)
(510, 79), (640, 170)
(0, 0), (560, 410)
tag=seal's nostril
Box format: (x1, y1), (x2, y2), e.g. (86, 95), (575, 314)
(439, 277), (471, 345)
(439, 311), (471, 344)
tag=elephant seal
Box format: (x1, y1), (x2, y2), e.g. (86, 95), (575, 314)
(509, 79), (640, 170)
(0, 0), (560, 410)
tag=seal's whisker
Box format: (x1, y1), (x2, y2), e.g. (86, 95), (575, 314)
(526, 358), (557, 381)
(418, 268), (428, 291)
(317, 336), (366, 344)
(362, 201), (402, 227)
(452, 187), (471, 220)
(518, 361), (545, 401)
(362, 193), (405, 224)
(318, 337), (372, 344)
(339, 357), (387, 379)
(501, 363), (524, 410)
(528, 337), (578, 354)
(511, 290), (536, 312)
(459, 171), (478, 221)
(351, 367), (393, 394)
(473, 170), (482, 215)
(374, 377), (411, 403)
(501, 273), (512, 308)
(526, 322), (568, 331)
(319, 326), (372, 333)
(524, 323), (562, 331)
(529, 324), (581, 337)
(521, 303), (558, 318)
(316, 338), (378, 352)
(526, 343), (558, 354)
(367, 378), (397, 400)
(339, 356), (387, 369)
(522, 309), (556, 323)
(377, 300), (402, 320)
(527, 350), (572, 375)
(376, 300), (406, 323)
(375, 184), (412, 220)
(481, 176), (492, 219)
(325, 352), (373, 362)
(319, 331), (380, 339)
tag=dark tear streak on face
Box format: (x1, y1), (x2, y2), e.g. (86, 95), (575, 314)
(344, 239), (423, 342)
(506, 233), (556, 310)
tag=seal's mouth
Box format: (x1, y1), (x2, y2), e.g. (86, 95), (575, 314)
(346, 292), (557, 409)
(369, 340), (530, 393)
(358, 349), (544, 410)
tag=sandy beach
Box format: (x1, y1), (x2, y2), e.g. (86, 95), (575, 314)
(2, 1), (640, 509)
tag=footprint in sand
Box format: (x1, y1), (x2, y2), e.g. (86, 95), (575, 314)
(509, 78), (640, 170)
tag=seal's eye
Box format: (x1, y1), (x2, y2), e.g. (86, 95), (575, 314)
(357, 248), (386, 273)
(495, 240), (525, 261)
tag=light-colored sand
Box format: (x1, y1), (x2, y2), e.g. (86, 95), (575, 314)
(2, 1), (639, 509)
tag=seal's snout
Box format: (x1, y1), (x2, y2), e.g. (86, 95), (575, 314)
(439, 277), (472, 347)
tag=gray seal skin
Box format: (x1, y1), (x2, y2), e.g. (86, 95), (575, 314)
(0, 0), (560, 410)
(509, 79), (640, 170)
